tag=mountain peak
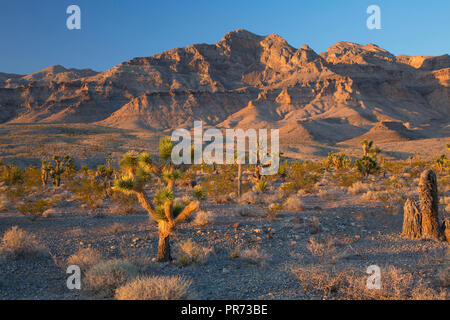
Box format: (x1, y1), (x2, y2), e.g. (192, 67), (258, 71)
(221, 29), (262, 42)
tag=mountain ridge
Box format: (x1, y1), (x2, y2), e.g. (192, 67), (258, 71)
(0, 29), (448, 144)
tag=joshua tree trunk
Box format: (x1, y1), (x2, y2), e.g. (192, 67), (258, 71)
(157, 223), (172, 262)
(402, 198), (422, 239)
(237, 163), (242, 198)
(41, 171), (47, 188)
(419, 169), (441, 240)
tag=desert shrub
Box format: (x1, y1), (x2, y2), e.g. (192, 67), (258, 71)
(277, 161), (288, 178)
(383, 161), (407, 176)
(240, 247), (270, 266)
(204, 170), (235, 203)
(323, 151), (351, 170)
(67, 248), (103, 271)
(2, 186), (25, 204)
(110, 190), (138, 215)
(261, 190), (283, 205)
(23, 166), (42, 189)
(377, 191), (405, 215)
(285, 161), (322, 193)
(16, 199), (53, 220)
(0, 164), (23, 186)
(331, 169), (362, 187)
(318, 187), (342, 201)
(191, 210), (215, 227)
(267, 202), (283, 220)
(306, 236), (342, 263)
(69, 176), (105, 209)
(192, 185), (207, 201)
(284, 195), (305, 212)
(234, 204), (252, 216)
(103, 222), (127, 234)
(84, 259), (139, 297)
(115, 276), (192, 300)
(0, 193), (10, 211)
(360, 190), (379, 202)
(0, 226), (45, 260)
(239, 191), (259, 204)
(291, 265), (446, 300)
(175, 239), (211, 266)
(348, 181), (370, 195)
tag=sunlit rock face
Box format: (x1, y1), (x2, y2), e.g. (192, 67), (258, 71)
(0, 29), (448, 143)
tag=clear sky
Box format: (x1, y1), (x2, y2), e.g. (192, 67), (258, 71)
(0, 0), (448, 74)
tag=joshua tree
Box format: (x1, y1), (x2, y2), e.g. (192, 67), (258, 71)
(41, 160), (51, 188)
(402, 169), (444, 241)
(356, 140), (381, 178)
(96, 164), (114, 196)
(113, 138), (199, 261)
(48, 155), (74, 187)
(361, 139), (372, 157)
(419, 169), (441, 240)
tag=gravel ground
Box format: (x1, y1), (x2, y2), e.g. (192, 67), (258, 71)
(0, 191), (448, 300)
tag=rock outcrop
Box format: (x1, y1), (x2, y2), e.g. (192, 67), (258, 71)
(0, 29), (448, 143)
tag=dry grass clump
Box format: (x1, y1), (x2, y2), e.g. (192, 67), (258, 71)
(377, 191), (405, 215)
(102, 222), (127, 234)
(306, 216), (322, 234)
(234, 204), (252, 216)
(360, 190), (379, 202)
(115, 276), (192, 300)
(317, 187), (341, 201)
(191, 210), (215, 227)
(0, 226), (46, 260)
(240, 247), (270, 266)
(67, 248), (103, 270)
(175, 239), (211, 266)
(348, 181), (370, 195)
(284, 195), (305, 212)
(84, 259), (139, 297)
(291, 265), (447, 300)
(239, 191), (259, 204)
(306, 236), (340, 262)
(0, 193), (11, 211)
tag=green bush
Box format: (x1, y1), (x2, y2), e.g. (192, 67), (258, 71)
(16, 199), (52, 219)
(192, 185), (207, 201)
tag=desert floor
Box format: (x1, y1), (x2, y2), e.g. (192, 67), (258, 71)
(0, 123), (448, 300)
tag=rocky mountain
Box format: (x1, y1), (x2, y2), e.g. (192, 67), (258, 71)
(0, 29), (448, 144)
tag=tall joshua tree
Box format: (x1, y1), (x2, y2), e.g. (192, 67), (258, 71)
(113, 138), (199, 261)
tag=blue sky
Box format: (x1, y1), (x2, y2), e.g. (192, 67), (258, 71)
(0, 0), (448, 74)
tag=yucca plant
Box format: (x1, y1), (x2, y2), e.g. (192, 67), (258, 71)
(256, 179), (268, 193)
(435, 154), (448, 172)
(192, 185), (206, 201)
(113, 143), (199, 262)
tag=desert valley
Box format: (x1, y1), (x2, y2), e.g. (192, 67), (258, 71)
(0, 29), (448, 300)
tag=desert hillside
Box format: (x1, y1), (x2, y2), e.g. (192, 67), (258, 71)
(0, 29), (448, 146)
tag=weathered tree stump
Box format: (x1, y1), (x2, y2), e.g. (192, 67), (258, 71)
(442, 217), (450, 242)
(418, 169), (441, 240)
(402, 198), (422, 239)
